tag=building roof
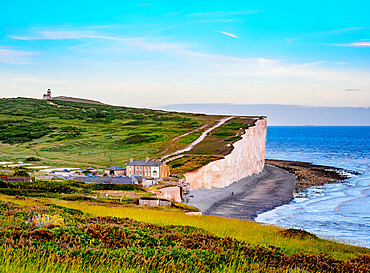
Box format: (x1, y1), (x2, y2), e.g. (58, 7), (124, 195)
(130, 174), (144, 183)
(105, 166), (126, 171)
(127, 160), (162, 167)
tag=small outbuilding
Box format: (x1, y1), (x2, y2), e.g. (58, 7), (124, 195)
(104, 166), (126, 176)
(130, 174), (144, 184)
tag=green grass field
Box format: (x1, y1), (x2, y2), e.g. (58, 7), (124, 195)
(0, 98), (215, 169)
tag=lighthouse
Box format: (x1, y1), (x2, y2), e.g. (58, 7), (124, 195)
(43, 89), (52, 100)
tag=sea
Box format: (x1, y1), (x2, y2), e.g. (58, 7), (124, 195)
(255, 126), (370, 248)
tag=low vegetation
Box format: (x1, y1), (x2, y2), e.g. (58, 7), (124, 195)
(179, 131), (202, 145)
(188, 117), (255, 156)
(167, 155), (220, 176)
(0, 198), (368, 272)
(0, 119), (53, 144)
(0, 98), (212, 168)
(0, 179), (144, 202)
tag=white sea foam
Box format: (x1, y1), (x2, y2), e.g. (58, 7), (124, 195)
(256, 126), (370, 248)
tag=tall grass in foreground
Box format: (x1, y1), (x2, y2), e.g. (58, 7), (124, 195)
(0, 199), (368, 273)
(0, 244), (315, 273)
(43, 199), (370, 259)
(0, 246), (139, 273)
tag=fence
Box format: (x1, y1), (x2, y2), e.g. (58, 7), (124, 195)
(139, 199), (172, 207)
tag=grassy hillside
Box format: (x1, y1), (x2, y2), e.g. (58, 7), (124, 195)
(0, 98), (215, 168)
(0, 196), (368, 272)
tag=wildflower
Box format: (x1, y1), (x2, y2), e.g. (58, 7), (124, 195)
(27, 214), (65, 228)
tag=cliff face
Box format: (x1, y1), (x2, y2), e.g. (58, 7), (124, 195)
(184, 117), (267, 189)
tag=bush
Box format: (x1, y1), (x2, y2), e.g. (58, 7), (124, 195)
(0, 119), (53, 144)
(25, 157), (41, 162)
(13, 168), (30, 177)
(86, 183), (144, 191)
(0, 180), (78, 195)
(120, 134), (165, 145)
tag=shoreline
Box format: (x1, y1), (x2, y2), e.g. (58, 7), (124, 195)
(187, 165), (295, 220)
(188, 160), (355, 221)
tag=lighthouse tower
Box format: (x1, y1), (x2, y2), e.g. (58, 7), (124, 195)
(43, 89), (52, 100)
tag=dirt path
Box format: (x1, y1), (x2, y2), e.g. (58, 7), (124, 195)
(187, 165), (295, 221)
(162, 116), (233, 160)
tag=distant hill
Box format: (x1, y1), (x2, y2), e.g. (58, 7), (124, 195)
(158, 104), (370, 126)
(0, 98), (213, 168)
(50, 96), (105, 105)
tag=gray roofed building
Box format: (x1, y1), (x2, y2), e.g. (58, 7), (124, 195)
(126, 157), (169, 179)
(104, 166), (126, 176)
(105, 166), (126, 171)
(126, 160), (162, 167)
(130, 174), (144, 184)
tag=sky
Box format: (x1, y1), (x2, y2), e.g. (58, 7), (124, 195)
(0, 0), (369, 108)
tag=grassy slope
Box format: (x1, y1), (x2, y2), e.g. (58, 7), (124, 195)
(188, 117), (257, 156)
(2, 195), (368, 260)
(168, 155), (221, 176)
(166, 117), (263, 175)
(0, 98), (215, 168)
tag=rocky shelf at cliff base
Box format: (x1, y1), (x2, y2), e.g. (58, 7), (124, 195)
(265, 159), (358, 191)
(187, 165), (296, 221)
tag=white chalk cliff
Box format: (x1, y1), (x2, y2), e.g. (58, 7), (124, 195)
(184, 117), (267, 190)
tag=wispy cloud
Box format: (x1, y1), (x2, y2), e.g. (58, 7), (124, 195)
(217, 31), (239, 38)
(11, 29), (183, 52)
(345, 88), (361, 92)
(190, 10), (262, 17)
(286, 26), (369, 44)
(0, 48), (35, 64)
(187, 19), (236, 24)
(335, 61), (346, 65)
(330, 26), (368, 34)
(11, 30), (133, 41)
(332, 41), (370, 47)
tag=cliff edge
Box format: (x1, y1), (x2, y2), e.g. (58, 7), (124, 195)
(184, 117), (267, 189)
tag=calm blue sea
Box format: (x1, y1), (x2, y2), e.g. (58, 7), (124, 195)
(255, 126), (370, 248)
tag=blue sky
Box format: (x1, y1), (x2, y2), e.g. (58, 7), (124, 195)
(0, 0), (369, 107)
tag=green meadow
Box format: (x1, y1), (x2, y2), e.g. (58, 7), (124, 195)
(0, 98), (214, 168)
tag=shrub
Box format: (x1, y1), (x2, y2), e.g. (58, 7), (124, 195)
(86, 183), (144, 191)
(121, 134), (165, 145)
(25, 157), (41, 162)
(13, 168), (30, 177)
(279, 228), (318, 239)
(0, 119), (53, 144)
